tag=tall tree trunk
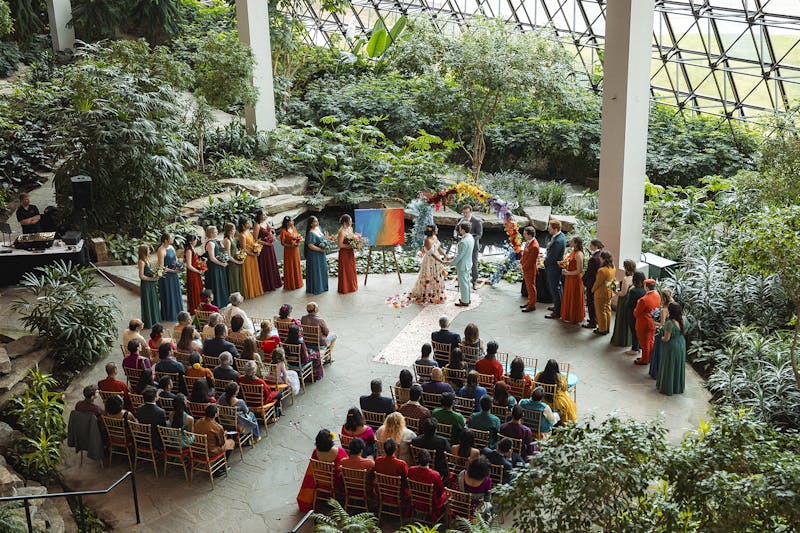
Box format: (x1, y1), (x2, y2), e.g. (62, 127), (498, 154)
(470, 124), (486, 182)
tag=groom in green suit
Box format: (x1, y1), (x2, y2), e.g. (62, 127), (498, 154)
(449, 222), (474, 307)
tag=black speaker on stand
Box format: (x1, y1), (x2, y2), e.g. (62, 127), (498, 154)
(70, 175), (114, 286)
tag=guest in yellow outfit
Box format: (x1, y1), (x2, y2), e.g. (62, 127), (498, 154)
(591, 251), (616, 335)
(238, 219), (264, 300)
(534, 359), (576, 423)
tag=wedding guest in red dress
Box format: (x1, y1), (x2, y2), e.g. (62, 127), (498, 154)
(279, 216), (304, 291)
(560, 236), (586, 324)
(255, 211), (283, 292)
(200, 289), (219, 312)
(337, 214), (358, 294)
(184, 235), (204, 315)
(407, 448), (448, 518)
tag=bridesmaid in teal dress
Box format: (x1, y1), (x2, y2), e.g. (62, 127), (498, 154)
(656, 302), (687, 396)
(223, 222), (244, 297)
(204, 226), (230, 307)
(137, 245), (161, 328)
(304, 216), (329, 295)
(157, 233), (184, 323)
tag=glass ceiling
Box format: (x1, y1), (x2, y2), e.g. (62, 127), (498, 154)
(283, 0), (800, 126)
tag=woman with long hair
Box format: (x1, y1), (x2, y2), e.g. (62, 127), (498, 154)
(591, 251), (616, 335)
(656, 302), (687, 395)
(304, 216), (329, 295)
(279, 216), (303, 291)
(271, 347), (301, 395)
(560, 236), (586, 324)
(296, 429), (348, 512)
(170, 393), (194, 449)
(624, 271), (647, 357)
(463, 323), (485, 353)
(452, 428), (480, 459)
(492, 380), (516, 409)
(457, 371), (487, 412)
(534, 359), (576, 422)
(611, 259), (637, 347)
(218, 381), (261, 441)
(649, 288), (675, 380)
(157, 232), (184, 322)
(375, 411), (416, 463)
(397, 368), (414, 388)
(190, 377), (215, 404)
(508, 356), (533, 399)
(135, 368), (155, 394)
(336, 214), (358, 294)
(238, 218), (264, 299)
(222, 222), (244, 298)
(255, 210), (283, 292)
(137, 245), (161, 328)
(204, 225), (229, 308)
(177, 325), (202, 353)
(286, 323), (323, 381)
(184, 234), (204, 315)
(341, 407), (376, 457)
(445, 348), (467, 389)
(409, 224), (448, 304)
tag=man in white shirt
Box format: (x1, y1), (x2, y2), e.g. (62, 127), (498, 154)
(221, 292), (254, 333)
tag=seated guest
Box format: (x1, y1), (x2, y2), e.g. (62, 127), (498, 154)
(213, 352), (240, 381)
(359, 379), (395, 416)
(341, 407), (376, 458)
(122, 319), (148, 351)
(421, 368), (454, 395)
(482, 437), (523, 485)
(173, 311), (192, 340)
(462, 323), (485, 355)
(376, 412), (417, 464)
(431, 315), (461, 349)
(534, 359), (577, 423)
(340, 438), (375, 484)
(414, 343), (439, 368)
(258, 320), (281, 355)
(154, 344), (187, 392)
(475, 341), (504, 383)
(137, 387), (167, 449)
(177, 325), (202, 354)
(457, 371), (487, 412)
(408, 448), (447, 518)
(148, 324), (176, 352)
(168, 394), (194, 449)
(492, 381), (517, 411)
(227, 315), (252, 347)
(452, 427), (481, 460)
(469, 395), (501, 448)
(190, 377), (216, 404)
(399, 384), (431, 421)
(396, 369), (415, 389)
(193, 404), (235, 457)
(373, 438), (410, 504)
(103, 394), (136, 426)
(202, 313), (222, 340)
(222, 292), (254, 333)
(300, 302), (336, 347)
(135, 368), (156, 394)
(156, 376), (177, 399)
(123, 340), (151, 371)
(200, 289), (219, 312)
(186, 351), (215, 387)
(240, 337), (261, 364)
(456, 456), (493, 515)
(270, 347), (301, 396)
(444, 348), (466, 390)
(411, 417), (451, 480)
(519, 386), (561, 437)
(238, 360), (281, 406)
(499, 405), (535, 459)
(217, 381), (260, 442)
(431, 392), (465, 445)
(98, 362), (131, 410)
(508, 356), (534, 400)
(297, 429), (348, 513)
(286, 324), (323, 381)
(203, 324), (240, 358)
(75, 385), (104, 417)
(278, 303), (302, 329)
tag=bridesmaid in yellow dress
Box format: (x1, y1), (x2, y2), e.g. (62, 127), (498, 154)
(238, 219), (264, 299)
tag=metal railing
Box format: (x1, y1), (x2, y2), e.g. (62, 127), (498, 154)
(0, 471), (140, 532)
(285, 510), (314, 533)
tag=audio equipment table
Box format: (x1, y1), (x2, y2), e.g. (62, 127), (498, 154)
(0, 239), (85, 286)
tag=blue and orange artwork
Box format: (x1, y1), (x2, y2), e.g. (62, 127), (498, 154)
(354, 208), (405, 246)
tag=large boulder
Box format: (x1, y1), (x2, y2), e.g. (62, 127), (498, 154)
(0, 456), (23, 497)
(550, 214), (578, 233)
(275, 175), (309, 195)
(523, 205), (552, 231)
(258, 194), (306, 215)
(218, 178), (278, 198)
(181, 192), (236, 217)
(0, 346), (9, 375)
(5, 335), (40, 360)
(0, 421), (22, 454)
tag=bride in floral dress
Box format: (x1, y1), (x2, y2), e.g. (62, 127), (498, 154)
(410, 225), (449, 304)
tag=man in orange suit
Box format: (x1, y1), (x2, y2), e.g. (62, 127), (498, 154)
(633, 279), (660, 365)
(520, 226), (540, 313)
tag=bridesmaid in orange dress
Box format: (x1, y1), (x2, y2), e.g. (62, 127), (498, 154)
(238, 219), (264, 299)
(560, 236), (586, 324)
(184, 234), (204, 314)
(279, 216), (304, 291)
(336, 214), (358, 294)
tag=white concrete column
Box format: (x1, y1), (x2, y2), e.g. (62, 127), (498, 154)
(46, 0), (75, 52)
(596, 0), (655, 269)
(235, 0), (277, 132)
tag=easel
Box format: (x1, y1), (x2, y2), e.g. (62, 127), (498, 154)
(363, 246), (402, 286)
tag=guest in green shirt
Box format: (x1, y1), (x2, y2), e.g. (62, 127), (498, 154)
(431, 392), (465, 445)
(468, 395), (501, 448)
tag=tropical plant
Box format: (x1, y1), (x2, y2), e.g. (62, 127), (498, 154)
(10, 367), (64, 439)
(396, 523), (441, 533)
(7, 0), (44, 41)
(202, 121), (270, 160)
(0, 0), (12, 36)
(311, 498), (378, 532)
(192, 30), (257, 112)
(534, 180), (567, 208)
(0, 40), (21, 76)
(209, 153), (267, 182)
(83, 39), (193, 91)
(11, 261), (120, 370)
(196, 190), (262, 229)
(127, 0), (183, 43)
(68, 0), (127, 41)
(341, 16), (407, 65)
(18, 430), (63, 483)
(0, 502), (25, 533)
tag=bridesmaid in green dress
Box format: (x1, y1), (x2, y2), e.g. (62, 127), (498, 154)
(223, 222), (244, 297)
(204, 225), (230, 307)
(137, 245), (161, 329)
(656, 302), (687, 396)
(610, 259), (636, 347)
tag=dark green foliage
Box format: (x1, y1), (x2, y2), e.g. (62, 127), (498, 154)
(181, 170), (224, 203)
(84, 38), (192, 90)
(69, 0), (127, 41)
(202, 122), (270, 160)
(196, 190), (262, 229)
(0, 118), (51, 191)
(0, 40), (21, 76)
(127, 0), (183, 44)
(209, 153), (268, 181)
(11, 261), (120, 370)
(0, 0), (12, 36)
(7, 0), (45, 41)
(192, 30), (257, 112)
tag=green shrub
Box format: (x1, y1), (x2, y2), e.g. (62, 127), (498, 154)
(535, 180), (567, 208)
(203, 122), (270, 160)
(0, 40), (21, 76)
(192, 30), (257, 112)
(209, 153), (267, 181)
(478, 170), (536, 209)
(196, 190), (262, 229)
(12, 261), (120, 370)
(69, 0), (127, 41)
(181, 169), (224, 202)
(0, 0), (12, 36)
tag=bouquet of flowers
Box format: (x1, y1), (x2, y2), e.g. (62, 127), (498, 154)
(235, 250), (247, 262)
(152, 263), (165, 278)
(252, 242), (263, 254)
(197, 260), (208, 273)
(346, 233), (368, 251)
(218, 252), (231, 263)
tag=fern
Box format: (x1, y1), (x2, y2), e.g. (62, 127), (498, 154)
(312, 499), (379, 532)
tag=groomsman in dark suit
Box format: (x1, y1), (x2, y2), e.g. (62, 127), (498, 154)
(582, 240), (604, 329)
(544, 220), (566, 320)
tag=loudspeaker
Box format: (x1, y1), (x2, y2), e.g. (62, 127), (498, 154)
(62, 230), (81, 245)
(71, 175), (93, 210)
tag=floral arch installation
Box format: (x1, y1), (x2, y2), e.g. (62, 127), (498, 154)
(281, 0), (800, 129)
